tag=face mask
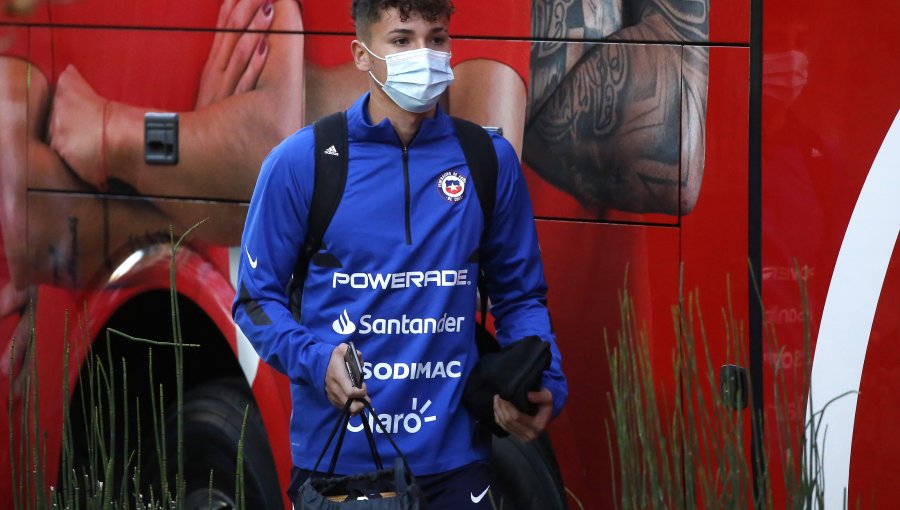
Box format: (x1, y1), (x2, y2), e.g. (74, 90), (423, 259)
(763, 50), (809, 104)
(361, 42), (454, 113)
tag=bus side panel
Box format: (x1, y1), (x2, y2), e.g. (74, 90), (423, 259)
(305, 0), (746, 45)
(763, 0), (900, 505)
(539, 221), (679, 510)
(681, 44), (752, 503)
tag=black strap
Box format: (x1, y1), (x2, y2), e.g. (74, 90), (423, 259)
(311, 399), (415, 478)
(312, 399), (382, 477)
(358, 407), (384, 471)
(451, 117), (499, 346)
(309, 111), (349, 259)
(451, 117), (497, 245)
(289, 111), (349, 320)
(362, 400), (415, 477)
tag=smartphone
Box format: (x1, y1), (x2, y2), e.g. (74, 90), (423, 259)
(344, 341), (363, 388)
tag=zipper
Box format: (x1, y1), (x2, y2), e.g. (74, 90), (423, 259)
(402, 145), (412, 245)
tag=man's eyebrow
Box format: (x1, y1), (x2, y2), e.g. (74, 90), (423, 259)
(385, 26), (448, 36)
(386, 28), (416, 36)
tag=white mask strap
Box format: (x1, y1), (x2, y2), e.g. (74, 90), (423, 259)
(359, 41), (388, 87)
(359, 41), (387, 61)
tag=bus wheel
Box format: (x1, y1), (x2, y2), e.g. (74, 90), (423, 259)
(145, 378), (282, 510)
(491, 432), (568, 510)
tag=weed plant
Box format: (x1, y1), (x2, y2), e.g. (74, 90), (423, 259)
(8, 232), (853, 510)
(605, 266), (851, 510)
(8, 223), (250, 510)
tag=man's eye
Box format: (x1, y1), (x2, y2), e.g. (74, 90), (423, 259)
(432, 37), (445, 45)
(394, 38), (409, 45)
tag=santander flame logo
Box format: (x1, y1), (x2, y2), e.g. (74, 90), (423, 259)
(332, 309), (357, 335)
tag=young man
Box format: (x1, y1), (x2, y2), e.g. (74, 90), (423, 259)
(232, 1), (567, 507)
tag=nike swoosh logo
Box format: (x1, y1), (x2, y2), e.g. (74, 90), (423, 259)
(245, 246), (258, 269)
(470, 485), (490, 504)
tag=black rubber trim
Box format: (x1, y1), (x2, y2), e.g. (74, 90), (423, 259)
(748, 0), (766, 503)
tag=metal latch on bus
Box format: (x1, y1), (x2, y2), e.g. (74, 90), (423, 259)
(720, 364), (748, 410)
(144, 112), (179, 165)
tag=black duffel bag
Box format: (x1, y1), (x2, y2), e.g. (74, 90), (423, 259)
(293, 399), (427, 509)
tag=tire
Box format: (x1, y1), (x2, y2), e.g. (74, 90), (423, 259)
(491, 432), (568, 510)
(144, 378), (283, 510)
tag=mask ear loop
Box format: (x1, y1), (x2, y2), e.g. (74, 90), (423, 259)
(359, 41), (388, 87)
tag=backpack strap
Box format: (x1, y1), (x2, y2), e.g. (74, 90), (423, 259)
(309, 111), (349, 258)
(451, 117), (499, 354)
(451, 117), (498, 242)
(289, 111), (349, 321)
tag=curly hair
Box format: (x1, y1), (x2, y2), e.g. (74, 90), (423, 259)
(352, 0), (455, 38)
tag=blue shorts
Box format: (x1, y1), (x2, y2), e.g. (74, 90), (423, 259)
(288, 461), (507, 510)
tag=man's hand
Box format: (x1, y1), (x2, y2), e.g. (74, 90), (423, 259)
(493, 388), (553, 442)
(49, 65), (106, 189)
(195, 0), (275, 109)
(325, 343), (369, 415)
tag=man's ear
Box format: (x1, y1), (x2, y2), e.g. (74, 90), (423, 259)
(350, 40), (372, 72)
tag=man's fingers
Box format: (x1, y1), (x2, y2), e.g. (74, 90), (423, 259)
(215, 0), (236, 28)
(494, 394), (545, 442)
(349, 400), (365, 415)
(345, 383), (369, 415)
(493, 395), (517, 427)
(223, 4), (273, 90)
(527, 389), (553, 404)
(234, 37), (268, 95)
(226, 0), (269, 31)
(212, 0), (270, 77)
(207, 0), (237, 61)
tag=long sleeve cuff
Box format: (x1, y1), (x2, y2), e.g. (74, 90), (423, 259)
(542, 371), (568, 419)
(304, 341), (338, 393)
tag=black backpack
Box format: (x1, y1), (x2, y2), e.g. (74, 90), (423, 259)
(288, 111), (500, 347)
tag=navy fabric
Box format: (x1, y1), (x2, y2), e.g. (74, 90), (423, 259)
(289, 462), (505, 510)
(233, 92), (567, 475)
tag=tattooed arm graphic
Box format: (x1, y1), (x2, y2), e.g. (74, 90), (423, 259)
(526, 0), (709, 215)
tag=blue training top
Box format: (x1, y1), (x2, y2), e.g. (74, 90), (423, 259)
(232, 93), (567, 475)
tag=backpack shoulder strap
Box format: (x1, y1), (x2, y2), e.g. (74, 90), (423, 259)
(289, 111), (348, 321)
(451, 117), (500, 353)
(450, 116), (498, 238)
(308, 111), (349, 258)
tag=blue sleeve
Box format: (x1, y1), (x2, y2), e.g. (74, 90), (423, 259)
(231, 129), (335, 388)
(480, 135), (568, 418)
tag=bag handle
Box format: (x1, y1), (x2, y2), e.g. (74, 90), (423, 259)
(311, 399), (384, 476)
(310, 399), (417, 479)
(326, 403), (385, 474)
(359, 405), (383, 471)
(360, 400), (415, 478)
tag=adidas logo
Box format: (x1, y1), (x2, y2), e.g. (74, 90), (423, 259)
(324, 145), (340, 157)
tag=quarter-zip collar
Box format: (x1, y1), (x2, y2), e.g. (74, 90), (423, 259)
(347, 92), (455, 147)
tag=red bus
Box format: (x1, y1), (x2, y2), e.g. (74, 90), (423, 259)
(1, 0), (897, 508)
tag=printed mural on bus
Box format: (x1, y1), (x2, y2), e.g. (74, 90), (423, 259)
(1, 1), (710, 507)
